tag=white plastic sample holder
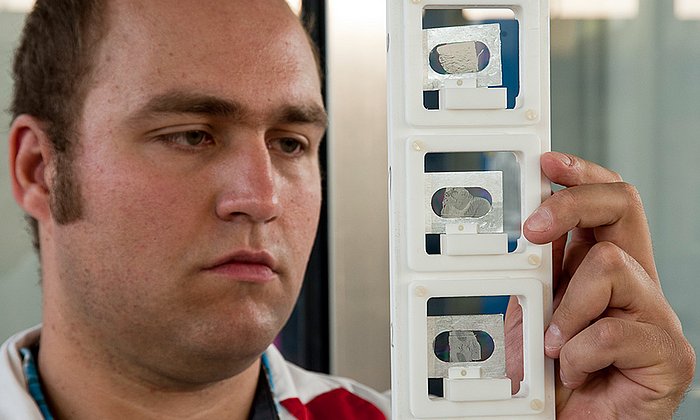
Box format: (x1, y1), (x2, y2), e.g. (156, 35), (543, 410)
(387, 1), (555, 418)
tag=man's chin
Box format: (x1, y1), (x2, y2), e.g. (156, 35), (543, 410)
(116, 299), (294, 385)
(187, 313), (281, 353)
(142, 324), (279, 387)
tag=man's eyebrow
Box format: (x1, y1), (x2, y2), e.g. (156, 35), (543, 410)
(128, 91), (327, 128)
(129, 92), (244, 122)
(276, 104), (328, 128)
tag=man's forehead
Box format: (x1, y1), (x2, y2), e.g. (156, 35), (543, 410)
(99, 0), (312, 74)
(108, 0), (297, 36)
(75, 0), (323, 139)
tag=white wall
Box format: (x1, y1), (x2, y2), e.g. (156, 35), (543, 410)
(326, 0), (391, 392)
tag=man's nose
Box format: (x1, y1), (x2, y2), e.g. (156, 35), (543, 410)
(214, 139), (281, 223)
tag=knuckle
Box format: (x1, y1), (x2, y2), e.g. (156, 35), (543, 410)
(618, 182), (643, 208)
(550, 188), (577, 212)
(590, 241), (627, 273)
(676, 338), (697, 386)
(608, 170), (624, 183)
(655, 331), (696, 399)
(591, 317), (625, 350)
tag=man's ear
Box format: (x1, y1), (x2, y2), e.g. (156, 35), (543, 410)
(9, 114), (53, 223)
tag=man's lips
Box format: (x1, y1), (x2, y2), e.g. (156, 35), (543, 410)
(204, 250), (278, 283)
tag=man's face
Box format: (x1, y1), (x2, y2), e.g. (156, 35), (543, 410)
(45, 0), (325, 382)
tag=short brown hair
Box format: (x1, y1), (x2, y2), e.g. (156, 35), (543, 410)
(10, 0), (107, 252)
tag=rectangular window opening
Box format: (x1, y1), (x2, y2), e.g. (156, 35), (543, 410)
(422, 8), (520, 110)
(424, 151), (522, 255)
(427, 296), (524, 399)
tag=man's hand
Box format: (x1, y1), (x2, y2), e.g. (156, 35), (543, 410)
(519, 152), (696, 418)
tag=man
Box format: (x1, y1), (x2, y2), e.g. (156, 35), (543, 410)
(0, 1), (694, 419)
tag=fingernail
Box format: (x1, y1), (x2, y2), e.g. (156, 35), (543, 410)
(544, 323), (564, 352)
(526, 208), (552, 232)
(556, 152), (572, 166)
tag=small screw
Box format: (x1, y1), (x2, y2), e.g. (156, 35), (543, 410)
(460, 369), (467, 377)
(412, 141), (423, 152)
(456, 79), (464, 86)
(528, 254), (541, 266)
(526, 109), (538, 121)
(530, 399), (544, 411)
(415, 286), (428, 298)
(458, 224), (464, 232)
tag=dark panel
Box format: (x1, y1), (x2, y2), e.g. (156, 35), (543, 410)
(276, 0), (330, 374)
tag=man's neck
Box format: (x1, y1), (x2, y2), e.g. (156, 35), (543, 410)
(36, 321), (262, 420)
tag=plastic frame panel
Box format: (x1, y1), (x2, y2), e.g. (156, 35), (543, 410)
(404, 0), (545, 126)
(406, 134), (544, 272)
(408, 278), (546, 418)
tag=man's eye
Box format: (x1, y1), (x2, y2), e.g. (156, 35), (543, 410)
(160, 130), (213, 147)
(183, 131), (209, 146)
(272, 138), (306, 155)
(281, 138), (302, 154)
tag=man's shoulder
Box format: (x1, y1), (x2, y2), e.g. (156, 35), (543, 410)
(263, 345), (391, 420)
(0, 326), (43, 419)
